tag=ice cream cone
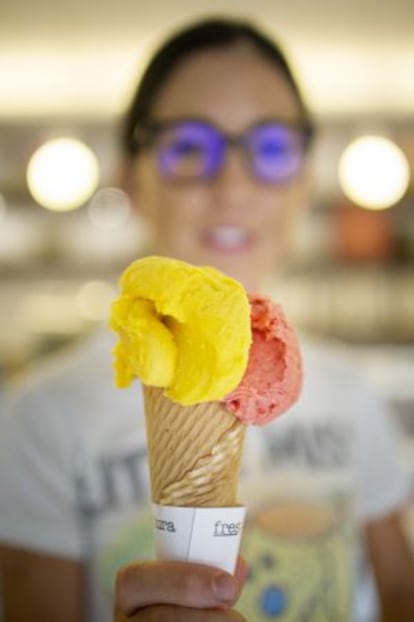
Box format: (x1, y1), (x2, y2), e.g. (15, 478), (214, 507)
(143, 385), (245, 507)
(110, 257), (303, 573)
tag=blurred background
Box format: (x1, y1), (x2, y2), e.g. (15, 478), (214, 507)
(1, 1), (414, 524)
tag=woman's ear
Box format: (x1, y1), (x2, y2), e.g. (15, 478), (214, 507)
(115, 158), (142, 214)
(296, 156), (315, 212)
(114, 157), (153, 251)
(115, 158), (134, 195)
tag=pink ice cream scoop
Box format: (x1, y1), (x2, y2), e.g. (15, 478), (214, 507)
(223, 293), (303, 425)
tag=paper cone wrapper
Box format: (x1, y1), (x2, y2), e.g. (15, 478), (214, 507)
(143, 386), (246, 573)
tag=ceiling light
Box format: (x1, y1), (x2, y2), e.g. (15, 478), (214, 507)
(338, 136), (410, 210)
(27, 138), (99, 211)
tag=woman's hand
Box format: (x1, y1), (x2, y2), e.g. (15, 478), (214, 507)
(115, 557), (248, 621)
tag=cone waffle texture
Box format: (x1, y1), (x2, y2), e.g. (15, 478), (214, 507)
(143, 386), (245, 507)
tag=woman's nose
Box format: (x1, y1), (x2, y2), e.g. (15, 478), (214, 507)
(212, 145), (254, 197)
(208, 163), (255, 220)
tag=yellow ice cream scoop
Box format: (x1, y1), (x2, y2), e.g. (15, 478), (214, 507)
(109, 256), (251, 405)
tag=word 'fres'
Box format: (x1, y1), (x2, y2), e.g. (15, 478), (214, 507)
(213, 520), (241, 537)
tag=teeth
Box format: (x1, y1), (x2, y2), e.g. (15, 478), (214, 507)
(207, 226), (249, 248)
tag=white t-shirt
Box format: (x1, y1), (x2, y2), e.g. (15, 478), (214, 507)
(0, 329), (409, 622)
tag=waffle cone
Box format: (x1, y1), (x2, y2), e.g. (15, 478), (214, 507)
(143, 386), (245, 507)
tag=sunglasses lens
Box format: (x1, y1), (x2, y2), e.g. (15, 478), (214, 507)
(249, 124), (304, 182)
(156, 122), (222, 180)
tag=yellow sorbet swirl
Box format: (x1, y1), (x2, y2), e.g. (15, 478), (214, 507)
(109, 256), (251, 405)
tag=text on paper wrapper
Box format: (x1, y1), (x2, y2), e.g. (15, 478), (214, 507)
(155, 519), (176, 532)
(213, 521), (242, 537)
(154, 518), (242, 537)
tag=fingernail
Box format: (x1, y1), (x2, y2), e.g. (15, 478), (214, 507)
(212, 572), (237, 603)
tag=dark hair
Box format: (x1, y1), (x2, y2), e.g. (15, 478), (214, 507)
(122, 17), (314, 156)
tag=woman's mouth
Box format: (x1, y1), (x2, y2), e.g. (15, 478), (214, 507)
(201, 225), (255, 253)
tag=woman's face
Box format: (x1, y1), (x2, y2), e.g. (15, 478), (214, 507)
(128, 44), (311, 291)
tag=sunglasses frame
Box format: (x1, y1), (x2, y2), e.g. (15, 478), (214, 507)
(132, 116), (315, 183)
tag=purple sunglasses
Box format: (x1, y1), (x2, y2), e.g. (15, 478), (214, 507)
(133, 118), (313, 183)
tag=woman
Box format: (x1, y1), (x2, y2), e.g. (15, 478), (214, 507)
(1, 18), (413, 622)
